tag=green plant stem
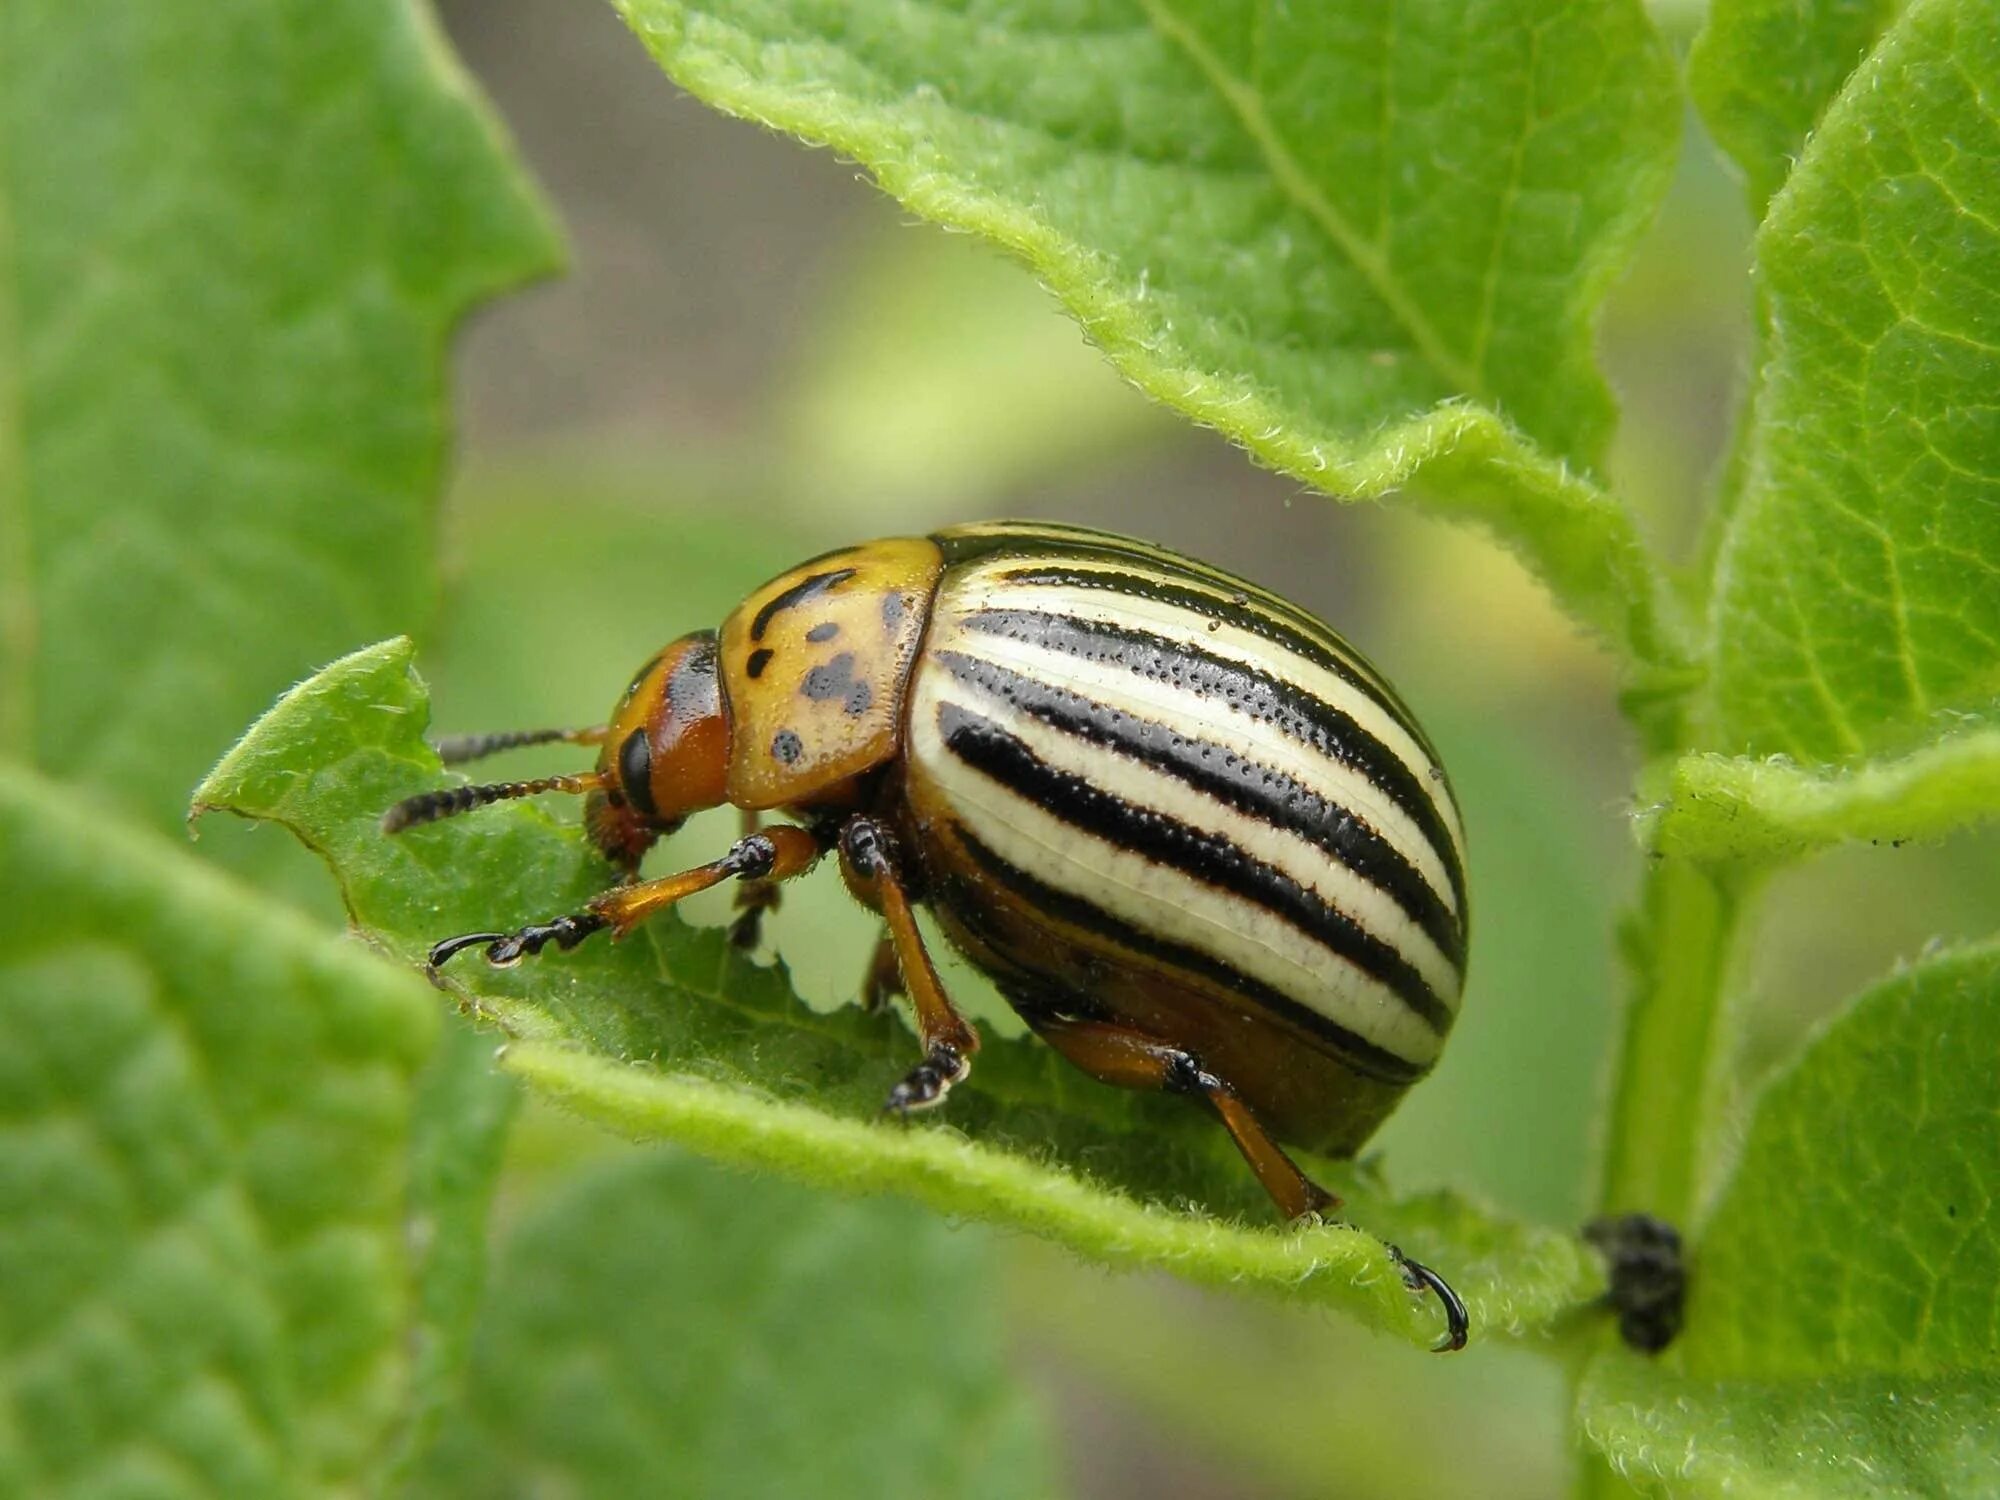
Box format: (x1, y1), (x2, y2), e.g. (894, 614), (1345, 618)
(1571, 857), (1746, 1499)
(1596, 856), (1745, 1224)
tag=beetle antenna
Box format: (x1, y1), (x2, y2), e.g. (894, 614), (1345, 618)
(430, 726), (606, 766)
(381, 771), (608, 834)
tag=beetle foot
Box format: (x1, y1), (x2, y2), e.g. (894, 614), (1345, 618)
(1386, 1244), (1469, 1353)
(427, 911), (609, 972)
(883, 1043), (968, 1116)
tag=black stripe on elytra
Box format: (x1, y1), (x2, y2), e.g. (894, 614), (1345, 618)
(933, 649), (1464, 969)
(935, 524), (1424, 736)
(947, 826), (1428, 1082)
(749, 567), (857, 641)
(936, 703), (1453, 1035)
(991, 561), (1428, 748)
(955, 608), (1467, 916)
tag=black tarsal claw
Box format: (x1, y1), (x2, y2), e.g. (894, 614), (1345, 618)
(427, 932), (507, 970)
(1388, 1244), (1470, 1354)
(425, 913), (609, 974)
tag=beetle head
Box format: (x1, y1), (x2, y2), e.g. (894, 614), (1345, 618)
(380, 631), (732, 876)
(584, 631), (730, 870)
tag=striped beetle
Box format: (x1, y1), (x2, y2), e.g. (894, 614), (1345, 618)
(384, 521), (1471, 1349)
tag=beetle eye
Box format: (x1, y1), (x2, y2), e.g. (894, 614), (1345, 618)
(617, 727), (657, 816)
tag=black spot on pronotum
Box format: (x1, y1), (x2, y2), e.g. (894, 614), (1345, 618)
(751, 567), (856, 641)
(882, 592), (906, 630)
(802, 652), (858, 702)
(845, 682), (873, 716)
(746, 647), (774, 679)
(771, 729), (804, 765)
(806, 621), (840, 643)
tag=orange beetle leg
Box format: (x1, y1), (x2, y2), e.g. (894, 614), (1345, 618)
(837, 815), (979, 1113)
(728, 810), (785, 949)
(428, 823), (825, 971)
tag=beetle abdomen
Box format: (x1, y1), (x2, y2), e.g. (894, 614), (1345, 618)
(904, 524), (1467, 1149)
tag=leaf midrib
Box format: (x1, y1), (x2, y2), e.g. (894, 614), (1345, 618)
(1136, 0), (1487, 404)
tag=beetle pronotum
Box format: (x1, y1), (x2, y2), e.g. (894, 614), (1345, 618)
(384, 521), (1472, 1349)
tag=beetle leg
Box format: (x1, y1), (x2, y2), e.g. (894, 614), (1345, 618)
(1015, 1012), (1335, 1218)
(859, 930), (904, 1013)
(1019, 1011), (1468, 1352)
(728, 810), (784, 949)
(837, 815), (979, 1113)
(427, 824), (825, 972)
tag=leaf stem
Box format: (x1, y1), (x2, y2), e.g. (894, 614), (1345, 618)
(1596, 856), (1746, 1225)
(1570, 858), (1747, 1500)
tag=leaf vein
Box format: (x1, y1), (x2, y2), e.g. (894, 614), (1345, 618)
(1136, 0), (1486, 403)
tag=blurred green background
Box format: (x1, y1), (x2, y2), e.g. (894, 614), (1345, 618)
(196, 2), (1989, 1494)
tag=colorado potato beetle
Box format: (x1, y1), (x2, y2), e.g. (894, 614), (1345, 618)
(384, 521), (1471, 1349)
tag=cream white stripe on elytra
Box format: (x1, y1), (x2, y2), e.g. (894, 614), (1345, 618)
(950, 663), (1464, 1009)
(945, 523), (1411, 713)
(942, 617), (1465, 947)
(951, 578), (1464, 900)
(965, 564), (1467, 867)
(1017, 547), (1410, 708)
(907, 669), (1446, 1067)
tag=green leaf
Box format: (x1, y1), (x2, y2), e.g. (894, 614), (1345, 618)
(385, 1014), (517, 1488)
(1579, 940), (2000, 1496)
(1643, 730), (2000, 864)
(194, 637), (1606, 1350)
(1689, 0), (1904, 215)
(0, 759), (506, 1496)
(601, 0), (1688, 671)
(1705, 0), (2000, 764)
(0, 0), (560, 828)
(412, 1149), (1051, 1499)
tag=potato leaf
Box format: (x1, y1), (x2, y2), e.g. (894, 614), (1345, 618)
(1579, 941), (2000, 1495)
(193, 638), (1606, 1349)
(0, 762), (502, 1496)
(1689, 0), (1904, 215)
(1705, 0), (2000, 766)
(599, 0), (1689, 672)
(412, 1150), (1051, 1499)
(1642, 730), (2000, 864)
(0, 0), (559, 830)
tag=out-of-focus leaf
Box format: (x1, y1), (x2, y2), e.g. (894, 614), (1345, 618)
(413, 1149), (1051, 1500)
(601, 0), (1689, 673)
(0, 761), (496, 1496)
(0, 0), (559, 828)
(1578, 940), (2000, 1496)
(1705, 0), (2000, 764)
(1375, 706), (1616, 1228)
(194, 638), (1606, 1349)
(1689, 0), (1904, 215)
(773, 230), (1167, 513)
(1009, 1247), (1569, 1500)
(387, 1014), (517, 1487)
(1643, 730), (2000, 864)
